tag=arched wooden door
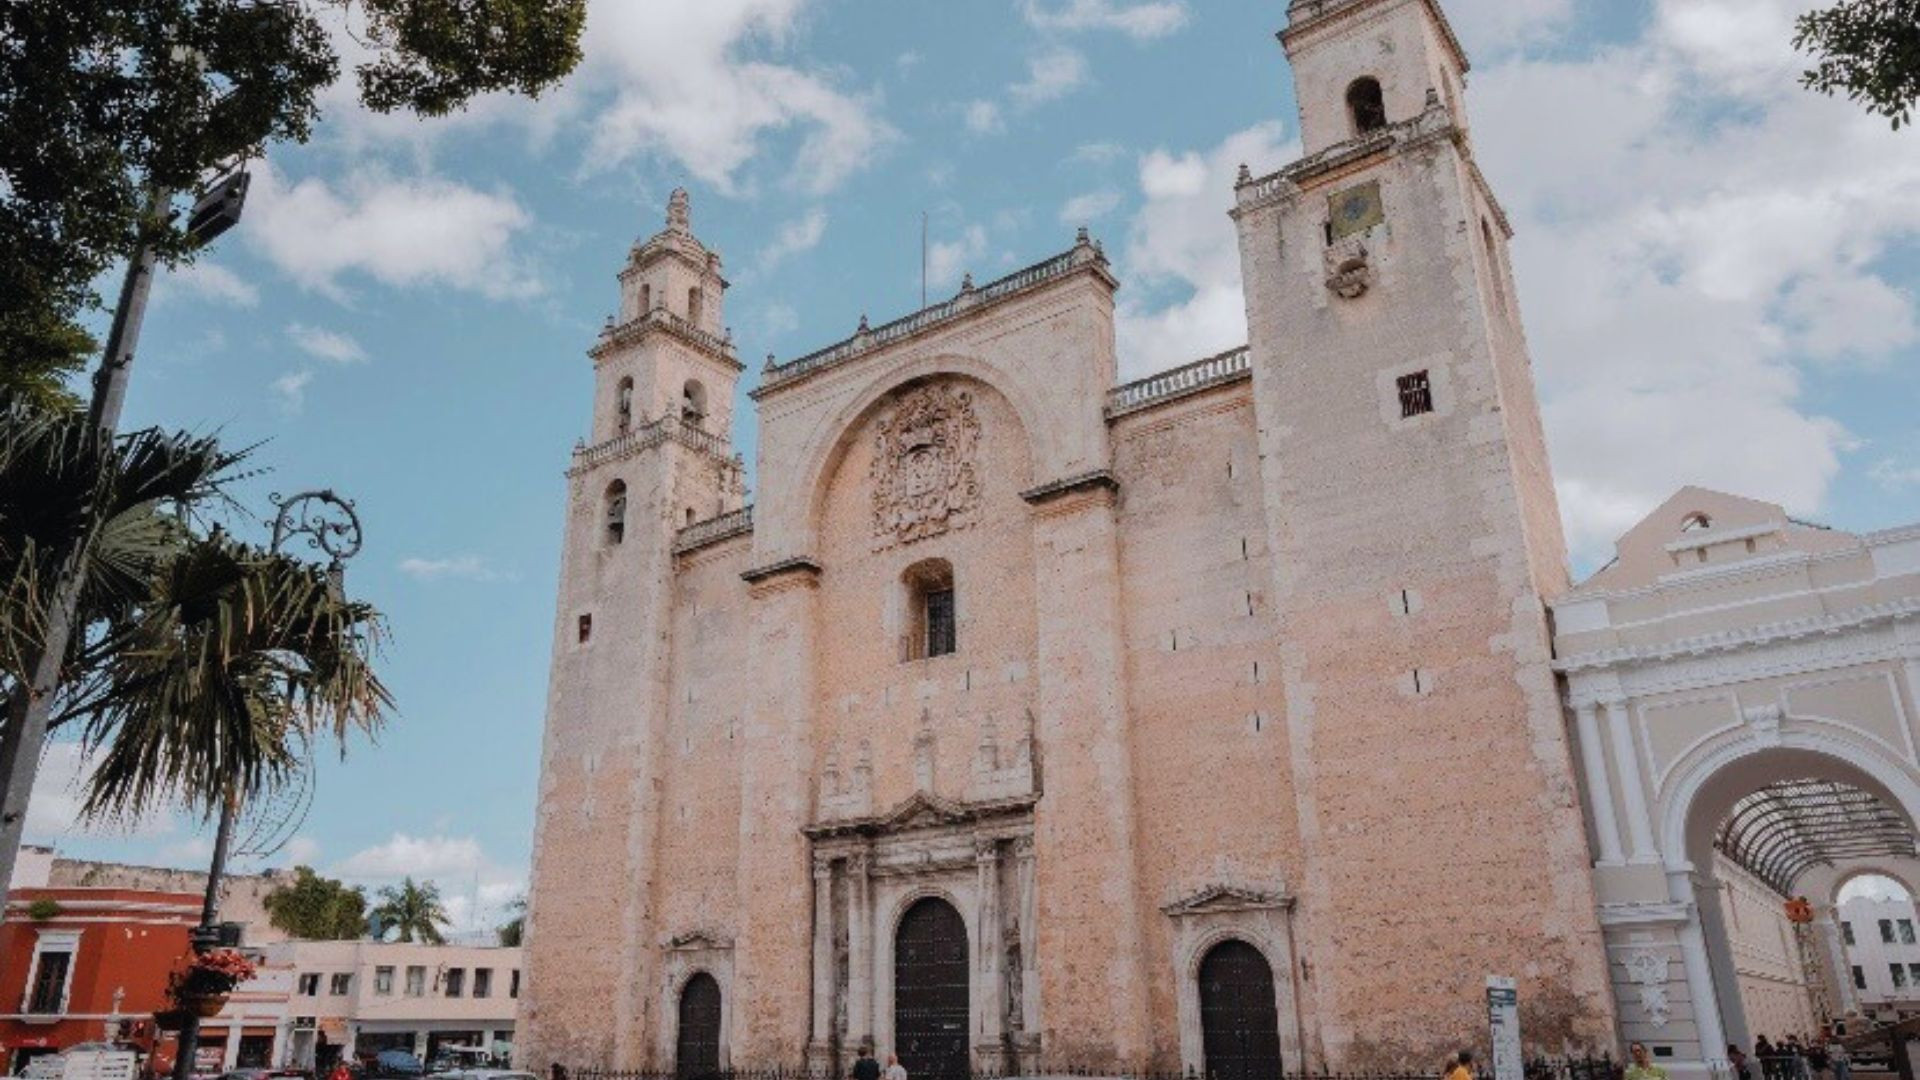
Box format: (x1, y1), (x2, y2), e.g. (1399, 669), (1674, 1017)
(1199, 939), (1283, 1080)
(675, 972), (722, 1079)
(894, 897), (970, 1080)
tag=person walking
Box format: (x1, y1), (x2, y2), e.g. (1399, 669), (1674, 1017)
(850, 1046), (881, 1080)
(1625, 1042), (1670, 1080)
(1825, 1028), (1851, 1080)
(1729, 1044), (1753, 1080)
(1446, 1050), (1475, 1080)
(884, 1052), (908, 1080)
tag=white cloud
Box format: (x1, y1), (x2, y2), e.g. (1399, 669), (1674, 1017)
(1070, 141), (1127, 166)
(397, 555), (508, 582)
(246, 162), (540, 301)
(1009, 47), (1090, 107)
(1871, 459), (1920, 493)
(760, 301), (801, 337)
(333, 833), (525, 936)
(1060, 189), (1122, 224)
(1018, 0), (1190, 40)
(287, 323), (370, 365)
(284, 835), (322, 865)
(1464, 0), (1920, 558)
(927, 225), (988, 290)
(23, 742), (180, 843)
(1114, 122), (1292, 379)
(272, 370), (315, 414)
(1442, 0), (1573, 54)
(759, 207), (828, 270)
(166, 259), (260, 307)
(964, 100), (1006, 136)
(579, 1), (895, 196)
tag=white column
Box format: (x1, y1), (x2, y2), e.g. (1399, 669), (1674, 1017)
(975, 839), (1004, 1064)
(809, 859), (835, 1054)
(1604, 697), (1660, 862)
(1816, 907), (1860, 1016)
(1575, 701), (1626, 865)
(847, 851), (873, 1051)
(1679, 909), (1730, 1064)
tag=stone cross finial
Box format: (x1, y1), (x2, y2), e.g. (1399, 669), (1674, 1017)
(667, 187), (691, 232)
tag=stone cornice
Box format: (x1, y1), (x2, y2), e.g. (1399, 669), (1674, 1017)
(752, 235), (1117, 400)
(1596, 901), (1693, 928)
(1555, 596), (1920, 677)
(1233, 99), (1459, 219)
(1020, 469), (1119, 506)
(589, 306), (742, 371)
(1281, 0), (1470, 75)
(740, 555), (822, 585)
(1161, 883), (1295, 917)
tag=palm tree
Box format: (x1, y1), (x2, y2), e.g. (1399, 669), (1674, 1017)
(497, 895), (527, 947)
(372, 878), (450, 944)
(68, 530), (392, 822)
(0, 392), (249, 885)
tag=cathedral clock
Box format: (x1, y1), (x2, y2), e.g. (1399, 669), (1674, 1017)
(1328, 180), (1384, 240)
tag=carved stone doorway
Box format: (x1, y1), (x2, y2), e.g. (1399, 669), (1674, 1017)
(675, 972), (722, 1079)
(894, 897), (969, 1080)
(1198, 939), (1283, 1080)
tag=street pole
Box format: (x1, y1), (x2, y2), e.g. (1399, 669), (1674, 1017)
(0, 183), (172, 898)
(0, 159), (248, 901)
(171, 491), (361, 1080)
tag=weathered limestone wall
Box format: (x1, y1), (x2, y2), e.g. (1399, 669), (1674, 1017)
(1235, 79), (1612, 1068)
(809, 379), (1037, 817)
(1110, 385), (1304, 1068)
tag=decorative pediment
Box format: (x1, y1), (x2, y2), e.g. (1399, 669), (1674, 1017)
(804, 789), (1038, 840)
(881, 791), (972, 832)
(1161, 883), (1294, 917)
(664, 927), (733, 952)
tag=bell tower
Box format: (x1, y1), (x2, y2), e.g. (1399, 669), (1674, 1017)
(1233, 0), (1613, 1061)
(520, 188), (745, 1070)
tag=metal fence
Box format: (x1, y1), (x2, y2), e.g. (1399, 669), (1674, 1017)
(573, 1055), (1618, 1080)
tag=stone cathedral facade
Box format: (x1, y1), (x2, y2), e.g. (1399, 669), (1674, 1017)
(520, 0), (1619, 1074)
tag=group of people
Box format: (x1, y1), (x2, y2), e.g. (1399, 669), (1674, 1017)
(1727, 1031), (1853, 1080)
(846, 1048), (908, 1080)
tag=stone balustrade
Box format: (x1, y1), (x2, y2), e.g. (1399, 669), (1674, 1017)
(673, 505), (756, 554)
(569, 416), (735, 476)
(591, 305), (740, 367)
(755, 236), (1111, 395)
(1106, 346), (1252, 418)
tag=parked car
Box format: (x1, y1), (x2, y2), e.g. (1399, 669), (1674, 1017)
(368, 1053), (422, 1080)
(431, 1070), (534, 1080)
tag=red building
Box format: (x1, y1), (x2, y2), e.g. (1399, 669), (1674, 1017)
(2, 885), (291, 1075)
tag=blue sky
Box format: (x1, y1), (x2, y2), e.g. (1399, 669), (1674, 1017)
(23, 0), (1920, 935)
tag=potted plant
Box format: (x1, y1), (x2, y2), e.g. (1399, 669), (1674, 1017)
(166, 949), (257, 1017)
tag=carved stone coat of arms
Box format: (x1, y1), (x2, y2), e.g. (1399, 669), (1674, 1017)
(870, 383), (982, 547)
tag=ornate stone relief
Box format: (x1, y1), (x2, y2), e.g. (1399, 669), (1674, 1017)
(871, 383), (982, 547)
(1622, 950), (1672, 1027)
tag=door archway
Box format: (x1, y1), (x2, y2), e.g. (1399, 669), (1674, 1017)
(894, 896), (969, 1080)
(1198, 939), (1283, 1080)
(675, 972), (722, 1079)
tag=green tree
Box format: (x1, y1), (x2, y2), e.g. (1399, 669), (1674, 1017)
(263, 865), (368, 941)
(497, 895), (526, 947)
(1796, 0), (1920, 128)
(372, 877), (450, 944)
(0, 0), (586, 390)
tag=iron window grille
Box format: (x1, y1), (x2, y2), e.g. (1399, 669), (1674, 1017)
(1397, 370), (1433, 418)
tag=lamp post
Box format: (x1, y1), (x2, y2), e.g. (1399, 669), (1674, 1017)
(0, 165), (251, 899)
(171, 490), (361, 1080)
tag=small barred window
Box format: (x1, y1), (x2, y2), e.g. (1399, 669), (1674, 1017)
(1396, 370), (1433, 418)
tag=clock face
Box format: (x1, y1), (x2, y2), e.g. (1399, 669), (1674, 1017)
(1328, 180), (1384, 240)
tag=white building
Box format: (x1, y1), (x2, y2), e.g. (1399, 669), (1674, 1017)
(1838, 895), (1920, 1021)
(278, 941), (523, 1071)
